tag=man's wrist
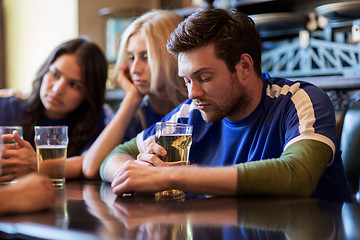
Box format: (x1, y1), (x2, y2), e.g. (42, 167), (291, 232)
(168, 166), (186, 191)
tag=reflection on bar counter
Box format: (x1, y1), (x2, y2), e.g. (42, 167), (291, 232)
(1, 181), (359, 239)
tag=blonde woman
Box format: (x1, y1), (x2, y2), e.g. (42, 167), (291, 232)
(82, 10), (188, 179)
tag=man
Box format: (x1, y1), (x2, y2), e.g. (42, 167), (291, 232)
(100, 9), (353, 202)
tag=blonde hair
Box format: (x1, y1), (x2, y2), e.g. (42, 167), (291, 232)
(113, 10), (187, 106)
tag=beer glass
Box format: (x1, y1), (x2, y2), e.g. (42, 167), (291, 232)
(155, 122), (193, 200)
(34, 126), (68, 188)
(0, 126), (23, 184)
(0, 128), (3, 174)
(0, 126), (23, 143)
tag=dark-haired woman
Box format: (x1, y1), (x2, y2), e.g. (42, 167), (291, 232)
(0, 37), (112, 181)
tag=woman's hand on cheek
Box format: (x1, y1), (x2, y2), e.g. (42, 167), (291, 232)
(117, 65), (137, 94)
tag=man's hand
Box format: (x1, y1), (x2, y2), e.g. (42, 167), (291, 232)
(135, 142), (168, 166)
(1, 131), (37, 181)
(110, 141), (192, 196)
(111, 160), (174, 196)
(136, 143), (186, 167)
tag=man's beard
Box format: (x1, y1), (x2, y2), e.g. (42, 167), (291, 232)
(200, 76), (251, 123)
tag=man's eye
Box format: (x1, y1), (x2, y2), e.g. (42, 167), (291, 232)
(200, 74), (211, 82)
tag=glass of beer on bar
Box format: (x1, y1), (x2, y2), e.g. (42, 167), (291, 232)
(0, 126), (23, 143)
(34, 126), (68, 188)
(0, 128), (3, 171)
(154, 122), (193, 201)
(0, 126), (23, 184)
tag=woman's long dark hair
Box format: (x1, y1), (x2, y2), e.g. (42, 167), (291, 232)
(17, 37), (108, 157)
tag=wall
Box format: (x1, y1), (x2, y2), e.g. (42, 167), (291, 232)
(3, 0), (185, 90)
(0, 0), (5, 88)
(3, 0), (78, 90)
(78, 0), (161, 54)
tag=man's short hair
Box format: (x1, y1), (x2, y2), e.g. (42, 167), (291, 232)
(167, 8), (262, 76)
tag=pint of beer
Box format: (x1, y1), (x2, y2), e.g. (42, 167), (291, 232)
(0, 126), (23, 184)
(34, 126), (68, 188)
(0, 126), (23, 144)
(155, 122), (193, 200)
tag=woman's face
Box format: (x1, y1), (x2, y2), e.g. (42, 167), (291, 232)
(127, 31), (151, 95)
(40, 54), (86, 119)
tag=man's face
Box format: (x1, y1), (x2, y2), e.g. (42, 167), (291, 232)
(178, 44), (251, 122)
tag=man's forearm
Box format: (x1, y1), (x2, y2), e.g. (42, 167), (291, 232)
(175, 140), (330, 197)
(100, 137), (140, 182)
(171, 165), (237, 196)
(102, 154), (135, 182)
(236, 140), (331, 197)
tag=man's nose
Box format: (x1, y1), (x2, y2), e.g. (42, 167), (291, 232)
(188, 81), (204, 100)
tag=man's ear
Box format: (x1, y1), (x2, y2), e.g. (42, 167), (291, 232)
(235, 53), (253, 81)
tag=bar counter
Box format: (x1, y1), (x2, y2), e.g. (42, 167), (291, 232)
(0, 180), (359, 240)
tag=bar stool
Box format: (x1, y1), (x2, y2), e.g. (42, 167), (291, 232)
(340, 105), (360, 198)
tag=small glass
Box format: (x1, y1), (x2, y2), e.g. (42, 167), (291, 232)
(154, 122), (193, 201)
(0, 126), (23, 143)
(356, 178), (360, 202)
(0, 126), (23, 184)
(0, 127), (3, 166)
(34, 126), (68, 188)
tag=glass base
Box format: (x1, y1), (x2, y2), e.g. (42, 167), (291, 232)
(51, 178), (65, 188)
(0, 179), (17, 185)
(155, 189), (185, 201)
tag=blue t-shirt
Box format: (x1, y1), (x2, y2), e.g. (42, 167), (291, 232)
(0, 95), (27, 125)
(136, 73), (353, 202)
(122, 96), (164, 143)
(0, 95), (112, 154)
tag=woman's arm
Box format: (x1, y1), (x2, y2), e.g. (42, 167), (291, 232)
(65, 156), (84, 179)
(82, 65), (144, 179)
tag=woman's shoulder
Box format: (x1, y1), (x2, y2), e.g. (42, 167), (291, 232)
(0, 88), (30, 100)
(0, 89), (29, 125)
(0, 88), (29, 108)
